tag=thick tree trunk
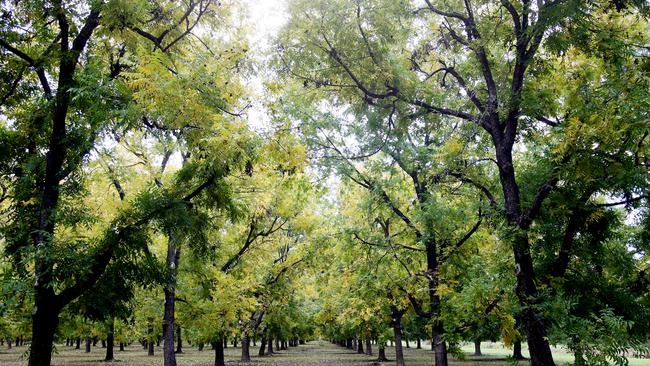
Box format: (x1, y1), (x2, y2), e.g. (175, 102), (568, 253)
(76, 337), (81, 349)
(241, 335), (251, 362)
(85, 337), (92, 353)
(163, 233), (180, 366)
(432, 323), (448, 366)
(120, 342), (125, 352)
(378, 345), (389, 362)
(105, 318), (115, 361)
(175, 326), (183, 354)
(213, 340), (225, 366)
(366, 338), (372, 356)
(357, 338), (364, 354)
(27, 295), (60, 366)
(474, 340), (481, 356)
(274, 338), (279, 352)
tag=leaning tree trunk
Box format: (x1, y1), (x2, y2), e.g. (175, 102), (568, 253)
(163, 233), (180, 366)
(258, 329), (267, 356)
(214, 339), (225, 366)
(105, 317), (115, 361)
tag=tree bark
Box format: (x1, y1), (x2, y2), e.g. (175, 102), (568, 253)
(357, 338), (364, 354)
(120, 342), (125, 351)
(417, 338), (421, 349)
(105, 318), (115, 361)
(148, 323), (155, 356)
(366, 338), (372, 356)
(28, 293), (60, 366)
(163, 233), (180, 366)
(241, 335), (251, 362)
(175, 326), (183, 354)
(473, 340), (481, 356)
(258, 329), (267, 356)
(378, 345), (389, 362)
(213, 339), (225, 366)
(85, 337), (91, 353)
(392, 309), (405, 366)
(267, 337), (274, 355)
(513, 340), (526, 360)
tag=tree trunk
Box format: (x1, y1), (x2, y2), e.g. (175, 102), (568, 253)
(213, 339), (225, 366)
(274, 338), (279, 352)
(267, 337), (274, 355)
(148, 323), (155, 356)
(366, 338), (372, 356)
(353, 335), (358, 351)
(120, 342), (125, 352)
(241, 335), (251, 362)
(175, 326), (183, 354)
(432, 323), (448, 366)
(392, 309), (405, 366)
(163, 233), (180, 366)
(198, 343), (204, 351)
(406, 338), (410, 348)
(85, 337), (92, 353)
(378, 345), (389, 362)
(358, 338), (364, 354)
(105, 318), (115, 361)
(513, 340), (526, 360)
(7, 338), (12, 349)
(93, 337), (98, 346)
(258, 329), (267, 356)
(27, 297), (60, 366)
(76, 337), (81, 349)
(473, 340), (481, 356)
(417, 338), (421, 349)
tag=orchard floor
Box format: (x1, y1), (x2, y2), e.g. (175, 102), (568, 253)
(1, 340), (650, 366)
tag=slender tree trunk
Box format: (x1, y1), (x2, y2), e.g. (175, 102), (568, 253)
(213, 339), (225, 366)
(392, 309), (405, 366)
(85, 337), (91, 353)
(267, 338), (274, 355)
(513, 340), (526, 360)
(258, 329), (267, 356)
(224, 338), (228, 349)
(76, 337), (81, 349)
(241, 335), (251, 362)
(148, 323), (155, 356)
(353, 335), (358, 351)
(274, 338), (279, 352)
(120, 342), (125, 352)
(175, 326), (183, 354)
(366, 338), (372, 356)
(7, 339), (12, 349)
(93, 337), (98, 346)
(474, 340), (481, 356)
(105, 318), (115, 361)
(406, 338), (410, 348)
(417, 338), (421, 349)
(163, 233), (180, 366)
(358, 338), (364, 354)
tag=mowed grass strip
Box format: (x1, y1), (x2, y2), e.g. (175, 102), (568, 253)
(1, 340), (650, 366)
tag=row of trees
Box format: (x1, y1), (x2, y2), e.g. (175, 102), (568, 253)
(0, 1), (649, 366)
(272, 0), (650, 365)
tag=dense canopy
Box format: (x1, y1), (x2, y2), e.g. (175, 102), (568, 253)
(0, 1), (648, 366)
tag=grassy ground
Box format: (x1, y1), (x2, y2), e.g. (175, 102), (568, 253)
(1, 340), (649, 366)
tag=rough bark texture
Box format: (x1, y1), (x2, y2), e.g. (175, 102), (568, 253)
(377, 346), (388, 362)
